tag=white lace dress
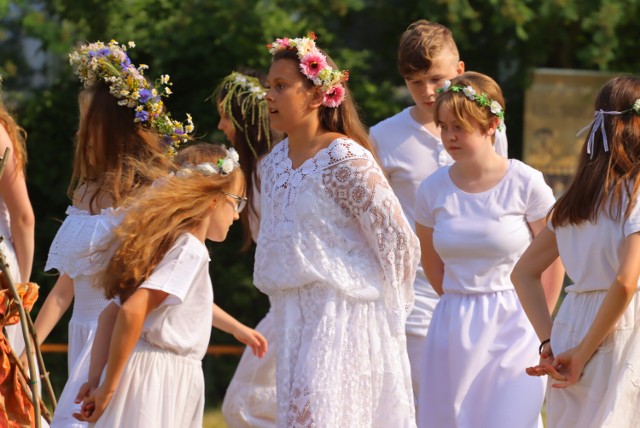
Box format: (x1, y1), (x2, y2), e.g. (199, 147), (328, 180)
(254, 138), (418, 428)
(44, 206), (122, 427)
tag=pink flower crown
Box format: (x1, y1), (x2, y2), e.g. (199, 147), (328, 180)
(267, 32), (349, 108)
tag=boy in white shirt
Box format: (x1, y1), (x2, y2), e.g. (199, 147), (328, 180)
(369, 20), (508, 409)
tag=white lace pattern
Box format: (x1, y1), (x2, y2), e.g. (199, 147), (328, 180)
(255, 138), (418, 427)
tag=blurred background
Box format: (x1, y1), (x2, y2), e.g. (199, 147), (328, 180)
(1, 0), (639, 412)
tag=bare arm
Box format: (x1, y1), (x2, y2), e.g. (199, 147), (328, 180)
(415, 223), (444, 296)
(212, 303), (267, 358)
(0, 125), (34, 282)
(547, 232), (640, 388)
(73, 302), (119, 415)
(74, 288), (168, 422)
(32, 274), (75, 345)
(511, 227), (559, 342)
(528, 219), (565, 314)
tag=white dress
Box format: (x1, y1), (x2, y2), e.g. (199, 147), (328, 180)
(44, 206), (122, 427)
(254, 138), (419, 427)
(547, 193), (640, 427)
(94, 233), (212, 428)
(370, 107), (509, 402)
(222, 161), (277, 428)
(414, 160), (555, 428)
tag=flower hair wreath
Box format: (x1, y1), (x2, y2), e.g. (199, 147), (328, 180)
(437, 80), (505, 131)
(267, 32), (349, 108)
(69, 40), (194, 157)
(214, 71), (271, 158)
(176, 147), (241, 177)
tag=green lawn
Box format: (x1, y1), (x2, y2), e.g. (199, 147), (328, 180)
(203, 408), (226, 428)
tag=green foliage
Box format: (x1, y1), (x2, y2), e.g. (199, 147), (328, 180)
(2, 0), (639, 405)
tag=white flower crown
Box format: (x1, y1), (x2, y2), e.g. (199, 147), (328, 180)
(176, 147), (241, 177)
(437, 80), (505, 131)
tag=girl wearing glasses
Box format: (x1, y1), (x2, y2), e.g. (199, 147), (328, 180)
(73, 145), (267, 427)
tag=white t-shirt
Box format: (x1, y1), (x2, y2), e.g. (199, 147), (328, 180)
(370, 107), (508, 334)
(414, 159), (554, 294)
(139, 233), (213, 360)
(551, 193), (640, 293)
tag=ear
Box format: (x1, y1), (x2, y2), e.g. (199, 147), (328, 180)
(210, 197), (218, 209)
(308, 86), (324, 109)
(486, 116), (500, 136)
(456, 61), (465, 75)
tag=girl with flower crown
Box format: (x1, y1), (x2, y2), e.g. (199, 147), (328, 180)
(30, 40), (190, 428)
(72, 145), (267, 427)
(512, 76), (640, 427)
(211, 70), (282, 428)
(0, 76), (36, 381)
(414, 72), (564, 427)
(255, 33), (418, 426)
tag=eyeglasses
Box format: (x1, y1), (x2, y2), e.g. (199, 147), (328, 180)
(223, 192), (248, 213)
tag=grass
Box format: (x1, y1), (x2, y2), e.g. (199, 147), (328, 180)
(203, 408), (227, 428)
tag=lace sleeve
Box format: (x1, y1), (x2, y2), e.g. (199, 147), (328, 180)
(322, 157), (419, 319)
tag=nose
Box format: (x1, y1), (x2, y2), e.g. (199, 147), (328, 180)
(217, 118), (224, 131)
(265, 87), (275, 101)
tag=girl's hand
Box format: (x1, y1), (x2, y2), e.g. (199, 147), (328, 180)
(544, 346), (589, 388)
(72, 384), (113, 422)
(525, 343), (554, 377)
(232, 324), (268, 358)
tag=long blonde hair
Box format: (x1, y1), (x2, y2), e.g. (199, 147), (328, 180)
(101, 147), (244, 302)
(0, 102), (27, 172)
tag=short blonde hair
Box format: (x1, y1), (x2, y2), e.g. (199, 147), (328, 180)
(398, 20), (459, 78)
(434, 71), (504, 135)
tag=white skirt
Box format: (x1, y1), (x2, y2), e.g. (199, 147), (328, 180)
(222, 309), (277, 428)
(418, 290), (545, 428)
(547, 289), (640, 427)
(50, 319), (98, 427)
(273, 284), (416, 428)
(93, 340), (204, 428)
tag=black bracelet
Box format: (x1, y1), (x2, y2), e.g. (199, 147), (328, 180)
(538, 338), (551, 355)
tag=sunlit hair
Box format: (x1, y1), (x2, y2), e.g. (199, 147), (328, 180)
(397, 20), (459, 78)
(434, 71), (504, 139)
(70, 81), (171, 213)
(100, 147), (245, 301)
(272, 50), (374, 155)
(0, 102), (27, 172)
(213, 70), (280, 250)
(551, 76), (640, 227)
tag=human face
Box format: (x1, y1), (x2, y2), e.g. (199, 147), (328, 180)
(217, 105), (236, 144)
(437, 106), (494, 161)
(205, 184), (244, 242)
(404, 49), (464, 124)
(265, 59), (316, 134)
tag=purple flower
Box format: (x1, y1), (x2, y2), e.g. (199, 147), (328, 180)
(120, 56), (132, 69)
(138, 89), (152, 103)
(174, 128), (185, 135)
(135, 110), (149, 122)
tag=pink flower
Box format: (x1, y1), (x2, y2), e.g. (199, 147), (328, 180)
(300, 51), (328, 80)
(322, 85), (345, 108)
